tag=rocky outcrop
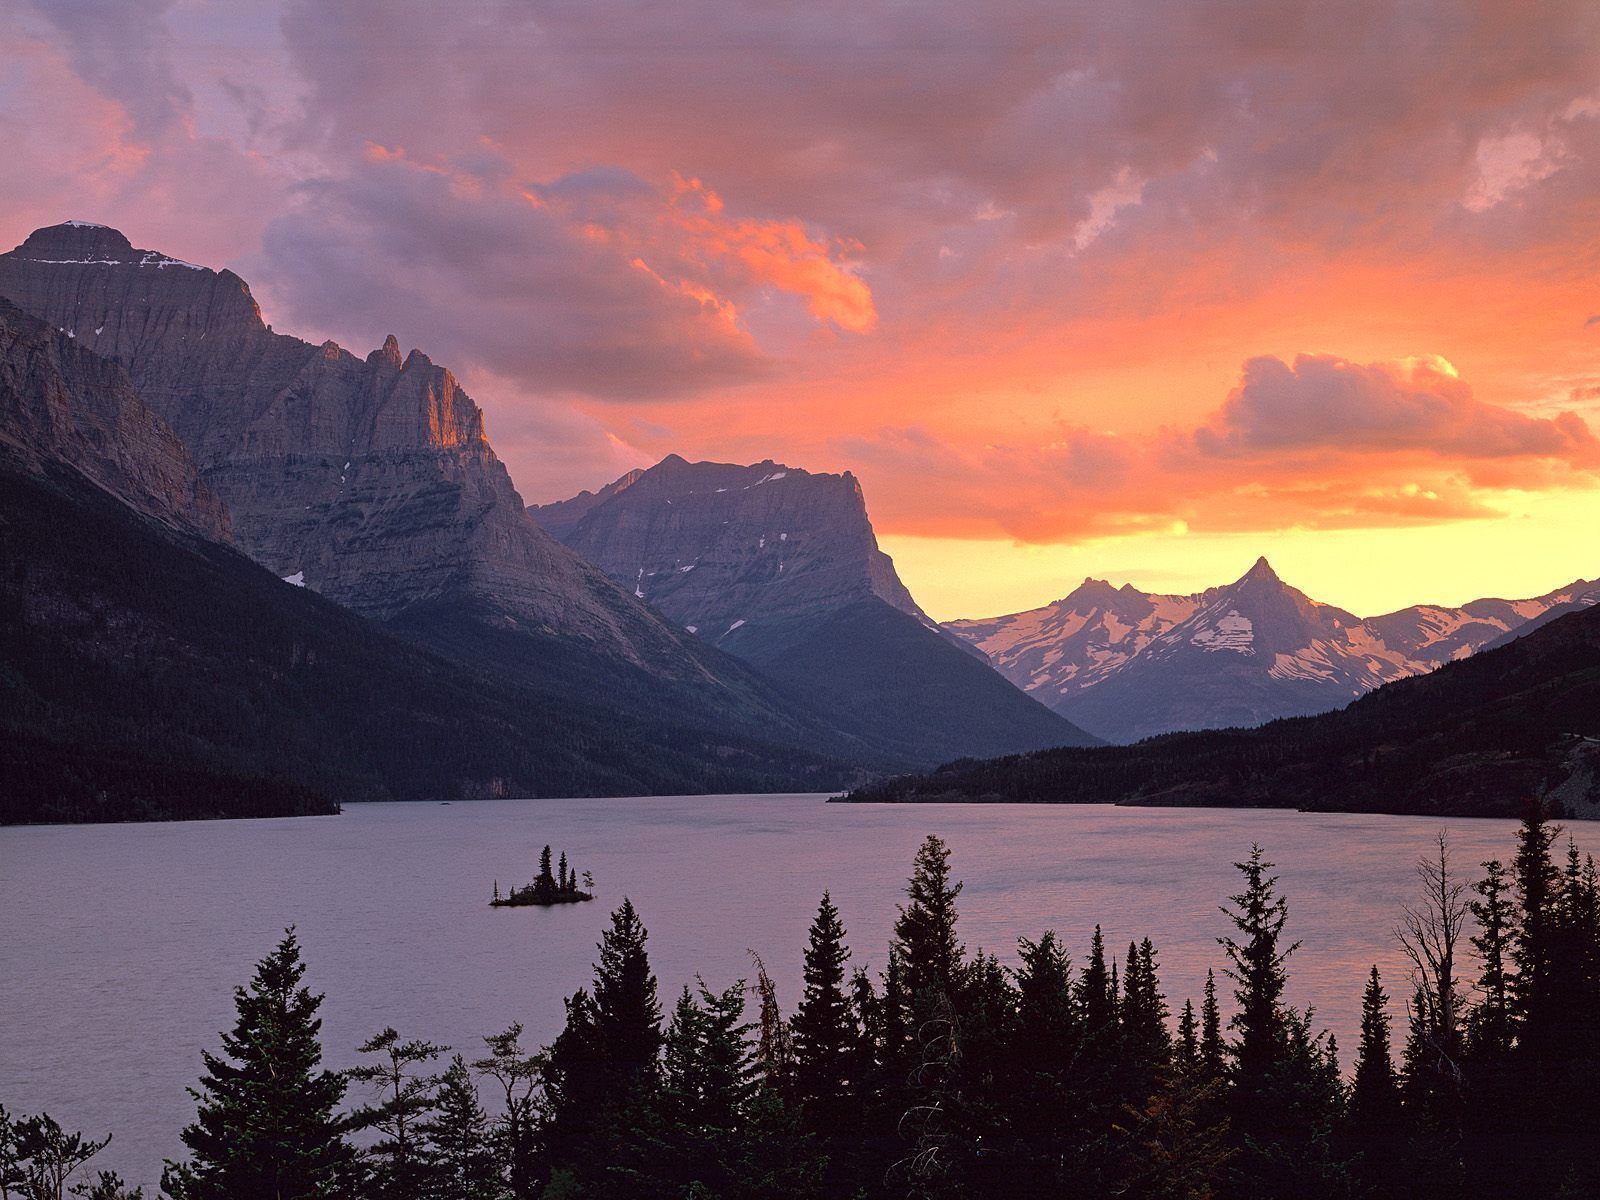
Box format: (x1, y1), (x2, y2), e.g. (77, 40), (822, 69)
(536, 455), (1099, 762)
(949, 557), (1600, 742)
(0, 294), (228, 538)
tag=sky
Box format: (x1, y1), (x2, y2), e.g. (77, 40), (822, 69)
(3, 0), (1600, 620)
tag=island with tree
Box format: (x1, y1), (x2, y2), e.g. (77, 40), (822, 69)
(491, 845), (594, 907)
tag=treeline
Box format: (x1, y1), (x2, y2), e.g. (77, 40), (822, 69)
(8, 807), (1600, 1199)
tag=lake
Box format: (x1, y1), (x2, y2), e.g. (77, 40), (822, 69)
(3, 796), (1593, 1190)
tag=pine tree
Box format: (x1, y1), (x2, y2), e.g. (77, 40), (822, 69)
(557, 852), (570, 895)
(1510, 803), (1561, 1058)
(471, 1026), (540, 1200)
(1219, 845), (1299, 1090)
(791, 893), (858, 1122)
(534, 847), (556, 903)
(421, 1056), (500, 1200)
(1014, 931), (1077, 1070)
(347, 1027), (446, 1200)
(892, 835), (965, 1026)
(590, 898), (664, 1085)
(162, 929), (355, 1200)
(1199, 969), (1225, 1081)
(1079, 925), (1114, 1034)
(1468, 858), (1517, 1056)
(1121, 938), (1171, 1080)
(1176, 1000), (1199, 1075)
(543, 899), (664, 1167)
(748, 953), (794, 1097)
(1349, 966), (1401, 1129)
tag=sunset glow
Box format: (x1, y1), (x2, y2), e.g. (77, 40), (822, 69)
(6, 0), (1599, 618)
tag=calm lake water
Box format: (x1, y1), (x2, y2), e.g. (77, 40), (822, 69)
(3, 796), (1595, 1189)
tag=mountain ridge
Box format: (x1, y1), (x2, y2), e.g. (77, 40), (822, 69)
(949, 556), (1598, 741)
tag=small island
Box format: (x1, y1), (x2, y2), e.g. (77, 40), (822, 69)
(491, 845), (594, 907)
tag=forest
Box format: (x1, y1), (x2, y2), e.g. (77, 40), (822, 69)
(5, 803), (1598, 1200)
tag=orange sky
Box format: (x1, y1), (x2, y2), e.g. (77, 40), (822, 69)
(3, 0), (1598, 619)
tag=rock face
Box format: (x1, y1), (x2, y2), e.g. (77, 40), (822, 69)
(0, 223), (733, 668)
(949, 557), (1600, 743)
(534, 454), (933, 647)
(535, 456), (1098, 762)
(0, 294), (227, 538)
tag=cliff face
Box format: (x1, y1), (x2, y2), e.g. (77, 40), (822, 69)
(0, 223), (714, 668)
(534, 454), (933, 647)
(0, 294), (228, 539)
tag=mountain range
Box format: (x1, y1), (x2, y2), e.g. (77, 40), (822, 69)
(846, 593), (1600, 821)
(0, 220), (1087, 822)
(533, 454), (1096, 763)
(948, 557), (1599, 742)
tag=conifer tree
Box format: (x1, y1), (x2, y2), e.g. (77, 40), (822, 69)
(543, 899), (663, 1165)
(162, 929), (354, 1200)
(1121, 938), (1171, 1078)
(1199, 969), (1225, 1081)
(748, 954), (794, 1097)
(1079, 926), (1114, 1034)
(557, 852), (570, 895)
(791, 893), (858, 1121)
(347, 1027), (447, 1200)
(1176, 1000), (1199, 1074)
(1468, 858), (1517, 1056)
(1219, 845), (1299, 1090)
(1014, 931), (1077, 1070)
(421, 1056), (500, 1200)
(1511, 804), (1562, 1058)
(471, 1026), (540, 1200)
(1349, 966), (1401, 1129)
(892, 835), (965, 1025)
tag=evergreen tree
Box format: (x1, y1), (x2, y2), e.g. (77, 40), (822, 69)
(1079, 926), (1114, 1034)
(557, 852), (570, 895)
(748, 954), (794, 1097)
(543, 899), (663, 1173)
(9, 1112), (113, 1200)
(529, 847), (556, 903)
(1219, 845), (1299, 1090)
(470, 1026), (540, 1200)
(891, 835), (966, 1026)
(1176, 1000), (1199, 1075)
(791, 893), (859, 1122)
(347, 1027), (447, 1200)
(1199, 970), (1225, 1081)
(162, 929), (355, 1200)
(1013, 931), (1077, 1075)
(1349, 967), (1400, 1129)
(1121, 938), (1171, 1083)
(1467, 858), (1517, 1056)
(420, 1057), (500, 1200)
(1510, 803), (1561, 1057)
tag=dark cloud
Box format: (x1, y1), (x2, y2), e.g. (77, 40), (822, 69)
(1193, 353), (1600, 463)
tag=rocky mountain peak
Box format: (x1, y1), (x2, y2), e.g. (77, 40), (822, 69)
(1241, 555), (1281, 584)
(534, 454), (935, 638)
(14, 221), (137, 262)
(369, 334), (405, 371)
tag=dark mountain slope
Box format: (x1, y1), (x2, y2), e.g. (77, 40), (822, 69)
(0, 462), (870, 824)
(845, 600), (1600, 819)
